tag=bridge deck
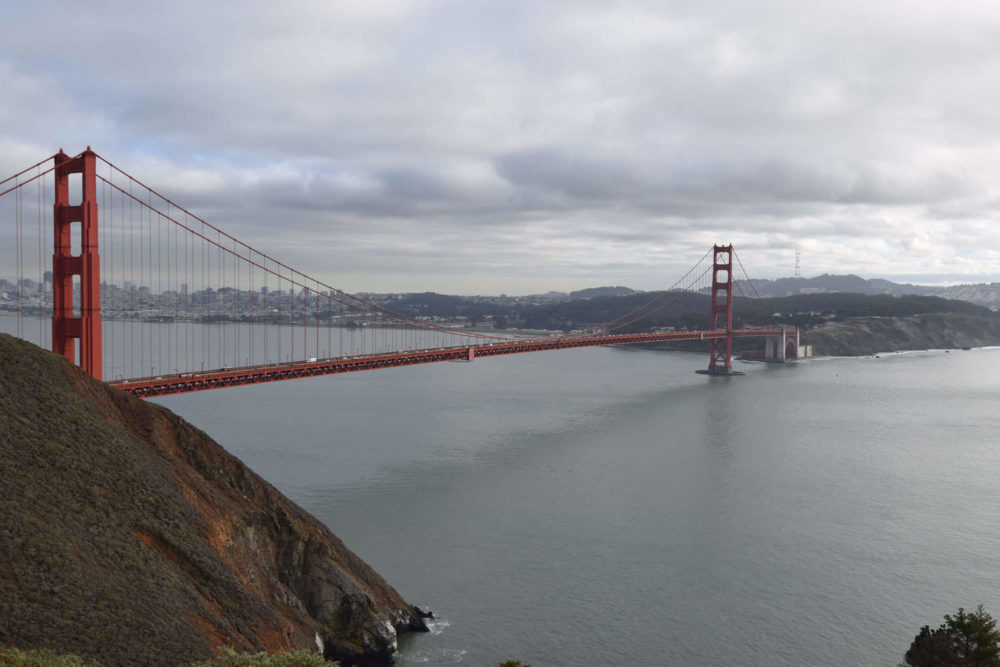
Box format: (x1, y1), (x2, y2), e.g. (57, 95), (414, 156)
(108, 328), (783, 398)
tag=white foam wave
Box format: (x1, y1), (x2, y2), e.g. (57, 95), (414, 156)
(401, 647), (467, 664)
(426, 617), (451, 635)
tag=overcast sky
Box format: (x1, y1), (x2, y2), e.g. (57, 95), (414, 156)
(3, 0), (1000, 294)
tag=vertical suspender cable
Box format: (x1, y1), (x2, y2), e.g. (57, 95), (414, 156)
(129, 179), (134, 378)
(120, 187), (125, 377)
(45, 168), (50, 347)
(263, 257), (268, 363)
(217, 230), (222, 367)
(247, 250), (252, 364)
(157, 204), (162, 374)
(15, 176), (21, 339)
(140, 189), (145, 375)
(37, 169), (42, 348)
(234, 237), (239, 366)
(202, 222), (206, 370)
(275, 268), (285, 363)
(249, 249), (254, 365)
(174, 207), (178, 372)
(114, 186), (120, 378)
(182, 213), (187, 373)
(105, 168), (111, 378)
(304, 275), (308, 359)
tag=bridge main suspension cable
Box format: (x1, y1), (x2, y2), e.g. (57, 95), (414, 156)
(0, 150), (780, 387)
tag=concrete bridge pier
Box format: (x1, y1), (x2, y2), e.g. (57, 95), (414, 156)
(764, 326), (800, 362)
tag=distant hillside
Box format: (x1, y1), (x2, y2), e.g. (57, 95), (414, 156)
(736, 293), (992, 324)
(803, 314), (1000, 355)
(935, 283), (1000, 309)
(520, 291), (710, 331)
(518, 291), (993, 332)
(750, 274), (1000, 309)
(569, 286), (636, 300)
(0, 334), (426, 666)
(343, 277), (1000, 332)
(389, 291), (506, 318)
(750, 274), (939, 298)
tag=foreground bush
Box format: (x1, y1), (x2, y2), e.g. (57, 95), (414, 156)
(0, 647), (332, 667)
(903, 605), (1000, 666)
(0, 649), (98, 666)
(191, 648), (331, 667)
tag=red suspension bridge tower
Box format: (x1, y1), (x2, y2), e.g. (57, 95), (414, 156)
(52, 148), (102, 380)
(706, 244), (735, 376)
(0, 148), (794, 393)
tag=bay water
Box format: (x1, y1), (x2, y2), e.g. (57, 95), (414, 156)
(155, 342), (1000, 666)
(4, 316), (999, 665)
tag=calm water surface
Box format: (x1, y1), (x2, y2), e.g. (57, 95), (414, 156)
(33, 318), (1000, 666)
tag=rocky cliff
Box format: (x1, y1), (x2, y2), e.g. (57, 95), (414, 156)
(0, 333), (426, 666)
(803, 314), (1000, 356)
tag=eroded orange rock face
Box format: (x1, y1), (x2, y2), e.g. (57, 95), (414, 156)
(0, 334), (426, 666)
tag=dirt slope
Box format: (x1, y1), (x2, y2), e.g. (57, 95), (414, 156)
(0, 333), (426, 666)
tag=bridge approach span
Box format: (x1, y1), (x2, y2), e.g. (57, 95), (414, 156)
(110, 328), (782, 398)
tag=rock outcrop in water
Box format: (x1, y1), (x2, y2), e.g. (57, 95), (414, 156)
(803, 314), (1000, 356)
(0, 333), (426, 666)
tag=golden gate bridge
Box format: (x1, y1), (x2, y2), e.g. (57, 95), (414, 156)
(0, 148), (797, 398)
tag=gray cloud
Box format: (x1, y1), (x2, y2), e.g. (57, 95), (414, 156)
(2, 0), (1000, 292)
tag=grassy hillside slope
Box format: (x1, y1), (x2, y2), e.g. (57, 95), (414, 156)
(0, 334), (425, 666)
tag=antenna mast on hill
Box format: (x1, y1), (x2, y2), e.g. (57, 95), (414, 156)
(794, 245), (801, 278)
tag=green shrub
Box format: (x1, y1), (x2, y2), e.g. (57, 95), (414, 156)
(0, 648), (99, 666)
(191, 647), (331, 667)
(904, 605), (1000, 666)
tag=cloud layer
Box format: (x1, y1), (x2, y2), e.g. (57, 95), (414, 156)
(2, 0), (999, 292)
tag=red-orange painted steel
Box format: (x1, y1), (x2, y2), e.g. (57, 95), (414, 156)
(708, 244), (734, 375)
(52, 149), (102, 380)
(108, 328), (783, 398)
(36, 149), (776, 395)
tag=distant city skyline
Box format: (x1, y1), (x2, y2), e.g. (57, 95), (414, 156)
(3, 1), (1000, 294)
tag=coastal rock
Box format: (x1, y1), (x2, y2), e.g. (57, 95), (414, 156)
(803, 314), (1000, 356)
(0, 333), (426, 666)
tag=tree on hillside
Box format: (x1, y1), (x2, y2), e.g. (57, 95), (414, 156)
(904, 605), (1000, 666)
(905, 625), (965, 666)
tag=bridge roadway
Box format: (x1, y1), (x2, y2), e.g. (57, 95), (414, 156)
(108, 328), (784, 398)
